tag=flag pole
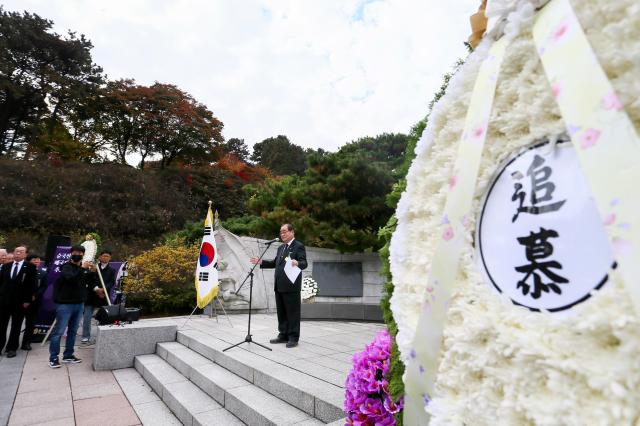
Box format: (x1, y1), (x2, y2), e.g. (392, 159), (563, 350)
(181, 306), (199, 328)
(209, 204), (217, 321)
(211, 207), (233, 327)
(182, 201), (221, 329)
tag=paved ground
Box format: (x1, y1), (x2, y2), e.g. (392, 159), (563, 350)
(1, 313), (384, 425)
(2, 344), (140, 426)
(181, 313), (385, 388)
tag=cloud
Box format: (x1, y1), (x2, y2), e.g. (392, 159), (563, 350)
(4, 0), (474, 151)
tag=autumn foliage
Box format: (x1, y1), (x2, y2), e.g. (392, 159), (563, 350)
(124, 241), (200, 314)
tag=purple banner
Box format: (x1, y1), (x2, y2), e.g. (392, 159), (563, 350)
(33, 248), (126, 339)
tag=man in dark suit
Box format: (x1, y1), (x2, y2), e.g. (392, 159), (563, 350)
(21, 254), (48, 350)
(0, 245), (38, 358)
(82, 249), (116, 344)
(251, 223), (307, 348)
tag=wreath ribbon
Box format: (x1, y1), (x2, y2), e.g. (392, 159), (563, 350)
(403, 35), (508, 424)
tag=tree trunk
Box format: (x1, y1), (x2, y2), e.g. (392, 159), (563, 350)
(6, 127), (20, 157)
(47, 99), (63, 141)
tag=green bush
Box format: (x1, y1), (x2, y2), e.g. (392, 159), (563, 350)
(124, 242), (200, 315)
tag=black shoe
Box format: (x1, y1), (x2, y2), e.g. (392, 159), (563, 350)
(286, 341), (298, 348)
(269, 337), (288, 344)
(49, 358), (61, 369)
(6, 350), (16, 358)
(21, 344), (32, 351)
(62, 355), (82, 364)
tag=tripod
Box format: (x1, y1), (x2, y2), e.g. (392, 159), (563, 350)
(223, 241), (275, 352)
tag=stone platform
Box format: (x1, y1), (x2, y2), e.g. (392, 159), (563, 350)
(2, 313), (384, 425)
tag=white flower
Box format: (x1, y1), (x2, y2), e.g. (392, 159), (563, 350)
(301, 276), (319, 300)
(390, 0), (640, 423)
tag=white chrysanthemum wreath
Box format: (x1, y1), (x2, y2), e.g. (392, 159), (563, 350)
(301, 276), (319, 301)
(389, 0), (640, 424)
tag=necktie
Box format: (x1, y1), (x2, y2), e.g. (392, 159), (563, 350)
(280, 244), (289, 263)
(11, 262), (18, 279)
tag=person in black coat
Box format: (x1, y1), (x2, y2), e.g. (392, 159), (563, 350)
(0, 245), (37, 358)
(81, 250), (116, 343)
(251, 224), (307, 348)
(21, 254), (48, 350)
(48, 245), (95, 368)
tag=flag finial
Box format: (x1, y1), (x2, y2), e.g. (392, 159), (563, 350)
(208, 200), (212, 207)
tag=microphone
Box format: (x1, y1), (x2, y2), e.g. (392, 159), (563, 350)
(265, 237), (280, 245)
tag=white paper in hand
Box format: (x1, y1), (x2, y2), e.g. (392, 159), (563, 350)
(284, 258), (301, 284)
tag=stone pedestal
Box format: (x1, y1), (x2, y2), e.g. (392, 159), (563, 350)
(93, 321), (177, 370)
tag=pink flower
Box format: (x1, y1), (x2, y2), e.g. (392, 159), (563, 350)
(384, 396), (401, 414)
(344, 330), (403, 425)
(551, 83), (561, 98)
(553, 22), (569, 42)
(442, 226), (454, 241)
(603, 213), (616, 226)
(448, 175), (458, 189)
(602, 92), (623, 111)
(472, 125), (485, 139)
(580, 128), (601, 149)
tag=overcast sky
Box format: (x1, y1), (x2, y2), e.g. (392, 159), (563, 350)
(3, 0), (474, 152)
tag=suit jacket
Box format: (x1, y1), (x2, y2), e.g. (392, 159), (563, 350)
(86, 264), (116, 307)
(0, 261), (38, 307)
(260, 239), (307, 293)
(35, 269), (49, 300)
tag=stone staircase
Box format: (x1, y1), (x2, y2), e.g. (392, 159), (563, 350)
(128, 328), (346, 425)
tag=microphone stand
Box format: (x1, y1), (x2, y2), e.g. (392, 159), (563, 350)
(223, 240), (276, 352)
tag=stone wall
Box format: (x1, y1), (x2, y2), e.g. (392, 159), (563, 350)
(304, 247), (383, 305)
(210, 227), (384, 314)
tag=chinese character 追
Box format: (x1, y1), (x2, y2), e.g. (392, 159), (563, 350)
(512, 154), (566, 222)
(515, 227), (568, 299)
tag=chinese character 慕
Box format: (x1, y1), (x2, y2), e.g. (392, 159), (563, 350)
(515, 227), (568, 299)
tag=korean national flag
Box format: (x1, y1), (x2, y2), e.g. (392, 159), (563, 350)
(195, 206), (219, 308)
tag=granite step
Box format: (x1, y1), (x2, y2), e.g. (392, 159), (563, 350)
(113, 367), (183, 426)
(176, 329), (345, 423)
(134, 354), (244, 426)
(156, 341), (325, 426)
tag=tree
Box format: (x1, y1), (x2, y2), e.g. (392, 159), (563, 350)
(227, 133), (411, 252)
(227, 143), (400, 252)
(223, 138), (250, 162)
(96, 81), (224, 169)
(250, 135), (307, 176)
(0, 8), (103, 157)
(0, 157), (258, 255)
(149, 83), (224, 169)
(338, 133), (409, 177)
(96, 79), (144, 164)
